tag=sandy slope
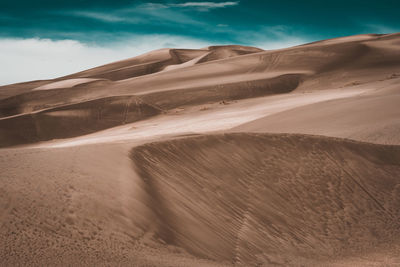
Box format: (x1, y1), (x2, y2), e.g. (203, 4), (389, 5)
(131, 133), (400, 266)
(1, 33), (400, 266)
(1, 134), (400, 266)
(234, 77), (400, 145)
(34, 88), (365, 148)
(0, 142), (228, 266)
(33, 78), (102, 90)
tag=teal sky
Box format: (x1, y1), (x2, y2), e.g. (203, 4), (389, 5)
(1, 0), (399, 85)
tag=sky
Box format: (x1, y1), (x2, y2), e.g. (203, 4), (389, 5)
(1, 0), (399, 85)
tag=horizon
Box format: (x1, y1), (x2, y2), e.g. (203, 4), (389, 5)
(1, 0), (399, 85)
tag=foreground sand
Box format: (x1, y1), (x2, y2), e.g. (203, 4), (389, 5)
(1, 33), (400, 266)
(1, 134), (400, 266)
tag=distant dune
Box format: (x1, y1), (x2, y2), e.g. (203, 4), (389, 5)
(1, 33), (400, 147)
(1, 33), (400, 266)
(234, 78), (400, 145)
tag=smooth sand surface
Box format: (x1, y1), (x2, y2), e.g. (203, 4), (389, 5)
(1, 33), (400, 266)
(234, 78), (400, 145)
(33, 78), (101, 90)
(34, 88), (366, 148)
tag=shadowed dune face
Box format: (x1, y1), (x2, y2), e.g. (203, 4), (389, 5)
(0, 79), (113, 118)
(141, 74), (302, 110)
(61, 48), (182, 81)
(131, 133), (400, 265)
(0, 96), (160, 147)
(0, 80), (52, 100)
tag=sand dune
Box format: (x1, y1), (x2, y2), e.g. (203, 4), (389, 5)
(0, 80), (53, 100)
(0, 96), (161, 147)
(1, 33), (400, 266)
(1, 133), (400, 266)
(1, 33), (400, 147)
(36, 88), (365, 148)
(0, 141), (229, 266)
(234, 77), (400, 145)
(62, 46), (262, 81)
(130, 133), (400, 265)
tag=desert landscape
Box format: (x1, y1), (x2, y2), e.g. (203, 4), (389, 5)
(1, 33), (400, 266)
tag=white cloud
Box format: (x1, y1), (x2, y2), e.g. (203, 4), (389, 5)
(172, 1), (239, 9)
(238, 26), (309, 50)
(140, 3), (169, 9)
(0, 35), (210, 86)
(255, 37), (307, 50)
(70, 11), (131, 23)
(363, 23), (398, 34)
(141, 1), (239, 11)
(0, 27), (310, 86)
(67, 5), (205, 26)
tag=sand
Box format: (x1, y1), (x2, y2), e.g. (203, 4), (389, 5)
(33, 78), (101, 90)
(1, 33), (400, 266)
(234, 78), (400, 145)
(131, 133), (400, 265)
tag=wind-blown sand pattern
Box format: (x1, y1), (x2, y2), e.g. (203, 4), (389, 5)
(1, 33), (400, 266)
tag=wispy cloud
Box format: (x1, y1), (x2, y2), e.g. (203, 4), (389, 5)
(0, 28), (310, 85)
(363, 23), (398, 34)
(142, 1), (239, 11)
(71, 11), (132, 23)
(231, 26), (310, 50)
(66, 4), (206, 26)
(68, 1), (239, 24)
(172, 1), (239, 9)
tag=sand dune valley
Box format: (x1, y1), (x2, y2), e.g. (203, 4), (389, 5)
(1, 33), (400, 266)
